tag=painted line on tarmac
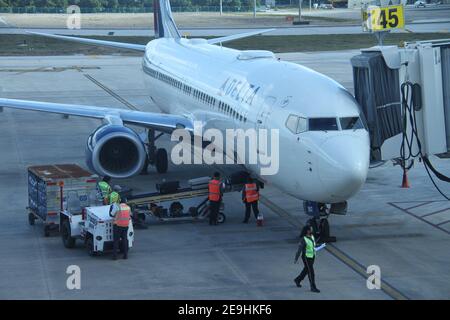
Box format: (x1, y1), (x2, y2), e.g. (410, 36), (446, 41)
(259, 196), (409, 300)
(0, 17), (8, 27)
(84, 73), (139, 111)
(389, 201), (450, 236)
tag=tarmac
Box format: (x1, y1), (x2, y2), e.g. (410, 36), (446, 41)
(0, 52), (450, 299)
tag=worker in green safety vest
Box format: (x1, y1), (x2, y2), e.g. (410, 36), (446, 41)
(294, 225), (320, 293)
(109, 190), (121, 205)
(97, 176), (112, 205)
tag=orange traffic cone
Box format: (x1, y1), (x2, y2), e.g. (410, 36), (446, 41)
(401, 169), (410, 188)
(257, 213), (264, 227)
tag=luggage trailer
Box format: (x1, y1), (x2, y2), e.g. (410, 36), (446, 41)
(26, 164), (98, 237)
(126, 176), (246, 224)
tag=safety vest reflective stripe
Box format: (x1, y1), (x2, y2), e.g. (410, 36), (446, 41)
(98, 181), (111, 197)
(208, 179), (221, 202)
(115, 204), (131, 227)
(304, 236), (315, 258)
(245, 183), (259, 203)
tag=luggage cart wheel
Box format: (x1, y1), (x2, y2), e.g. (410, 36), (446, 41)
(217, 212), (226, 224)
(86, 236), (97, 256)
(43, 225), (51, 237)
(61, 220), (76, 249)
(28, 212), (35, 226)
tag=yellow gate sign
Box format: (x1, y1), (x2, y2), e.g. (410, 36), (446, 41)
(362, 5), (405, 32)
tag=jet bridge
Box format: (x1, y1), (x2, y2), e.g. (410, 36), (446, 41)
(351, 39), (450, 162)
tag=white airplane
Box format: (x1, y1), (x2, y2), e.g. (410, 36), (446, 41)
(0, 0), (370, 220)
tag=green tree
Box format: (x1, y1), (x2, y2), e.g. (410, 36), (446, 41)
(34, 0), (54, 6)
(103, 0), (118, 8)
(172, 0), (192, 8)
(78, 0), (103, 8)
(223, 0), (242, 8)
(241, 0), (261, 7)
(14, 0), (35, 7)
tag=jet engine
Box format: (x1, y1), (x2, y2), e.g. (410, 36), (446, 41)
(86, 125), (147, 179)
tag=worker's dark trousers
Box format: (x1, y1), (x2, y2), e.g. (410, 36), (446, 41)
(244, 201), (259, 222)
(295, 256), (316, 289)
(113, 225), (128, 258)
(209, 201), (220, 225)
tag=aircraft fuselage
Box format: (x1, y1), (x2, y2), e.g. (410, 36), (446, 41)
(142, 38), (370, 203)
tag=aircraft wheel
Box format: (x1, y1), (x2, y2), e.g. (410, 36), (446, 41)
(28, 212), (35, 226)
(155, 148), (168, 173)
(306, 218), (319, 237)
(217, 212), (226, 224)
(44, 225), (51, 237)
(319, 218), (330, 241)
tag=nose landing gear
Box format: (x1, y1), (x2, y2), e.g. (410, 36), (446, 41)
(141, 129), (169, 174)
(303, 201), (338, 244)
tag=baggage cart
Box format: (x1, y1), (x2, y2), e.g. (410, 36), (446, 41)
(27, 164), (98, 236)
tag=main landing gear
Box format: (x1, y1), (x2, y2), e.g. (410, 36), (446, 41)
(141, 128), (169, 174)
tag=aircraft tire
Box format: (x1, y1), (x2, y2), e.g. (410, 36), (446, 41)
(155, 148), (168, 173)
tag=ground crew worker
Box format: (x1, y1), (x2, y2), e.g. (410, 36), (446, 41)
(108, 190), (121, 205)
(110, 199), (132, 260)
(294, 225), (320, 293)
(242, 177), (260, 223)
(97, 176), (112, 204)
(208, 172), (223, 226)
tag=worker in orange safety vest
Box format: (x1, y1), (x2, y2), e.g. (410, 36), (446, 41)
(208, 172), (224, 226)
(110, 199), (132, 260)
(242, 176), (260, 223)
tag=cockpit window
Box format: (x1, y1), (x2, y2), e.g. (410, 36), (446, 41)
(286, 115), (307, 134)
(286, 115), (298, 134)
(309, 118), (338, 131)
(340, 117), (364, 130)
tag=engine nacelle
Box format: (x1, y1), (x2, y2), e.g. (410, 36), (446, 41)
(86, 125), (147, 179)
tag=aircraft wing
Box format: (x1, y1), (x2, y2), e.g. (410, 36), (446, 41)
(0, 98), (193, 134)
(27, 32), (147, 52)
(207, 29), (275, 45)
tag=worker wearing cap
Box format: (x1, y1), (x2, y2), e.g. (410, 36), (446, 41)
(294, 225), (320, 293)
(208, 172), (224, 226)
(110, 198), (132, 260)
(97, 176), (112, 205)
(242, 176), (260, 223)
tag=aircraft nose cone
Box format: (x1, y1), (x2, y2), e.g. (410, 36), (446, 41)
(318, 135), (370, 200)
